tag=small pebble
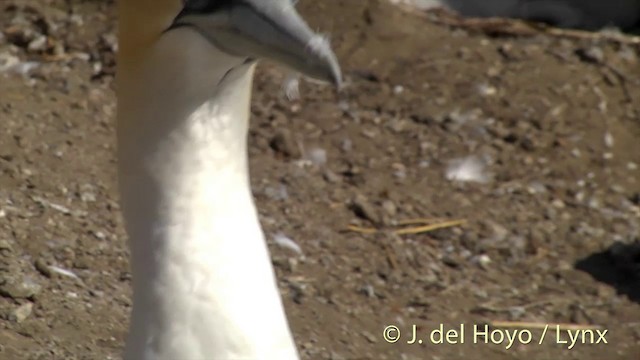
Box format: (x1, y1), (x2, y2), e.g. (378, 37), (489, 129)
(9, 302), (33, 323)
(0, 276), (42, 299)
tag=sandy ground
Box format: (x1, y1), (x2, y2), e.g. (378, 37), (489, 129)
(1, 0), (639, 359)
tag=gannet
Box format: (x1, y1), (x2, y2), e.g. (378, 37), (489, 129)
(116, 0), (341, 359)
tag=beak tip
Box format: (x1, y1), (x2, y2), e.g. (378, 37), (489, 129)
(324, 54), (342, 89)
(331, 67), (342, 89)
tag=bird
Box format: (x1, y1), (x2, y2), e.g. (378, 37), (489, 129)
(115, 0), (341, 359)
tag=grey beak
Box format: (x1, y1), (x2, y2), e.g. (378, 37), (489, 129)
(173, 0), (342, 87)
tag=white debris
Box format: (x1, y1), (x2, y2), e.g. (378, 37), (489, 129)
(0, 53), (39, 75)
(264, 184), (289, 201)
(0, 53), (19, 72)
(28, 35), (47, 52)
(282, 73), (300, 100)
(361, 284), (376, 298)
(69, 14), (84, 26)
(92, 230), (107, 240)
(476, 82), (497, 96)
(340, 138), (352, 152)
(305, 147), (327, 166)
(9, 302), (33, 323)
(571, 148), (581, 158)
(526, 181), (547, 194)
(272, 233), (304, 256)
(446, 155), (490, 183)
(49, 203), (71, 214)
(604, 131), (614, 148)
(473, 254), (492, 268)
(49, 265), (80, 280)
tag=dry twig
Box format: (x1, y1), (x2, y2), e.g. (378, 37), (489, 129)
(347, 218), (466, 235)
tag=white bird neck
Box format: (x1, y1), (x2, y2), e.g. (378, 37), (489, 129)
(117, 29), (298, 360)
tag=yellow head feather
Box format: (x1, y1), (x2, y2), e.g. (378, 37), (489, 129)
(117, 0), (182, 61)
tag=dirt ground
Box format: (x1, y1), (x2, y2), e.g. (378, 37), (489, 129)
(1, 0), (639, 359)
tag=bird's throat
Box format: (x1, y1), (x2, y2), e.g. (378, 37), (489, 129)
(117, 30), (297, 360)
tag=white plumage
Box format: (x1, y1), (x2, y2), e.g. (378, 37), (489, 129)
(116, 0), (341, 359)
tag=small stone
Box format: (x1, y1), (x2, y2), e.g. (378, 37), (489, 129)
(89, 289), (104, 298)
(350, 195), (381, 225)
(391, 163), (406, 179)
(73, 257), (90, 270)
(420, 271), (438, 285)
(0, 239), (13, 254)
(474, 254), (491, 269)
(286, 258), (298, 272)
(9, 302), (33, 323)
(27, 35), (47, 52)
(263, 184), (288, 201)
(571, 148), (581, 158)
(576, 46), (604, 64)
(362, 331), (377, 343)
(477, 83), (497, 96)
(508, 306), (525, 320)
(289, 280), (307, 304)
(361, 284), (375, 298)
(442, 255), (460, 268)
(381, 200), (397, 217)
(269, 130), (301, 158)
(0, 52), (20, 73)
(387, 118), (407, 133)
(340, 138), (352, 152)
(92, 230), (107, 240)
(604, 132), (614, 148)
(305, 147), (327, 166)
(0, 276), (42, 299)
(323, 170), (341, 183)
(80, 191), (96, 202)
(34, 258), (52, 278)
(100, 33), (118, 53)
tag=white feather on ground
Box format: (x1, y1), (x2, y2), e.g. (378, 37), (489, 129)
(272, 233), (304, 256)
(446, 155), (491, 183)
(49, 265), (80, 280)
(282, 73), (300, 100)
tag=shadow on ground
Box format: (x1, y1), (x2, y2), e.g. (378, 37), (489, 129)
(576, 241), (640, 304)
